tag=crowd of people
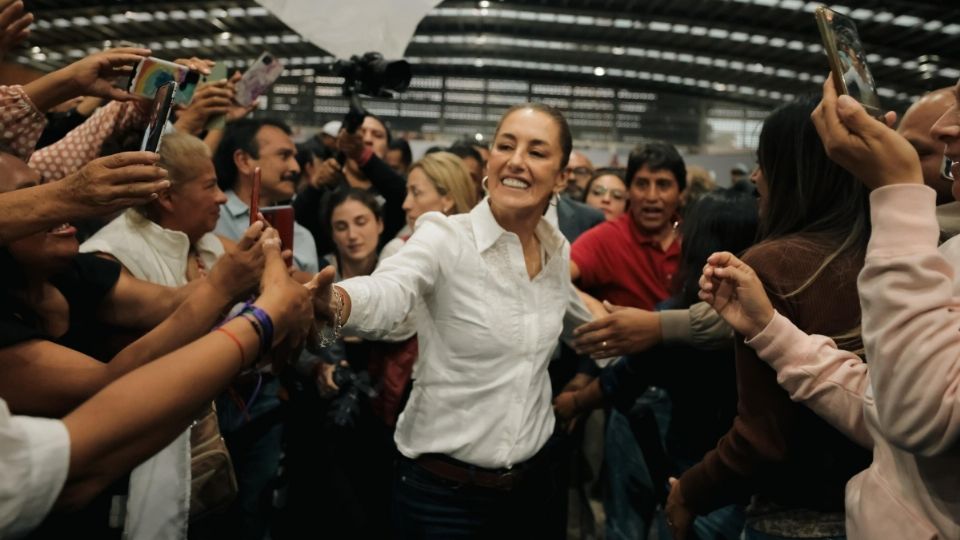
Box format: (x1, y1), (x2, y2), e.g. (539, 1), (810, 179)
(1, 4), (959, 540)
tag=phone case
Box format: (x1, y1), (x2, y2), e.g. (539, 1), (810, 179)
(128, 57), (199, 105)
(814, 6), (882, 116)
(260, 205), (295, 255)
(234, 52), (284, 106)
(249, 167), (261, 226)
(204, 63), (230, 131)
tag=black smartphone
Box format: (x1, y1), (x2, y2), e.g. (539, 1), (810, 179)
(140, 81), (177, 153)
(814, 5), (882, 116)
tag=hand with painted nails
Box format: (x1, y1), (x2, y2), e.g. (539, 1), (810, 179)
(60, 151), (171, 214)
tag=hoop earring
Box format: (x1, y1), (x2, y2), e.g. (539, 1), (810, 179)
(481, 176), (489, 193)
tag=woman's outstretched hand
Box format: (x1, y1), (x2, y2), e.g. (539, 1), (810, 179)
(698, 251), (775, 340)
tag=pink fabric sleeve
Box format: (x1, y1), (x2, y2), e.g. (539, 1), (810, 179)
(0, 85), (47, 161)
(28, 100), (147, 181)
(746, 311), (873, 449)
(860, 184), (960, 456)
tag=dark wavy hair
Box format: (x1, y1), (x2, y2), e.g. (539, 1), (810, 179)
(494, 102), (572, 168)
(673, 183), (759, 307)
(756, 95), (870, 296)
(213, 118), (292, 191)
(625, 142), (687, 192)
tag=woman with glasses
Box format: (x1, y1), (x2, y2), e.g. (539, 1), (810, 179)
(582, 168), (628, 221)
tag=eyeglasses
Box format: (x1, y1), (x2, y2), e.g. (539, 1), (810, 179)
(589, 185), (626, 200)
(565, 166), (592, 178)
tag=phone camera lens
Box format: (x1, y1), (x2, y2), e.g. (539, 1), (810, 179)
(263, 55), (273, 64)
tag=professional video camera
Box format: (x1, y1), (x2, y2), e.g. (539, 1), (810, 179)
(328, 363), (377, 427)
(331, 52), (411, 140)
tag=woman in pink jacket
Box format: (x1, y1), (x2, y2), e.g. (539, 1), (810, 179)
(694, 76), (960, 539)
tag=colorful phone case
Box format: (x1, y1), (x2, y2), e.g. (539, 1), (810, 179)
(234, 52), (284, 106)
(128, 57), (199, 105)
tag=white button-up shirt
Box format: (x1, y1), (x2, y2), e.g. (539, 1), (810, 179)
(340, 199), (597, 469)
(0, 399), (70, 539)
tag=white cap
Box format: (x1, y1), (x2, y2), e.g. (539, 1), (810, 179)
(322, 120), (342, 137)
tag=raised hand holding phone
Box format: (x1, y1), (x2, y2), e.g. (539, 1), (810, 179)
(250, 166), (262, 226)
(814, 5), (882, 116)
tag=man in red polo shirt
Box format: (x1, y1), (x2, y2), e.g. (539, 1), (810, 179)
(570, 142), (684, 311)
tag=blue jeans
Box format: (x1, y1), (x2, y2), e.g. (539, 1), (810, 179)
(392, 439), (566, 539)
(216, 376), (284, 540)
(605, 392), (745, 540)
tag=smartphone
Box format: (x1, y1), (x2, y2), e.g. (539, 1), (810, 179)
(943, 155), (955, 182)
(203, 62), (230, 131)
(260, 205), (295, 258)
(250, 166), (261, 226)
(234, 52), (284, 107)
(814, 6), (882, 116)
(140, 81), (177, 153)
(127, 57), (201, 105)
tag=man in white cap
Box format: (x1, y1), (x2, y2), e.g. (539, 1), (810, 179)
(318, 120), (342, 153)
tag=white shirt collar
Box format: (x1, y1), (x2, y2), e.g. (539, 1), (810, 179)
(469, 196), (567, 256)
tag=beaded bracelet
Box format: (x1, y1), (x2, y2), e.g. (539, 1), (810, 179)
(240, 304), (274, 359)
(313, 286), (344, 349)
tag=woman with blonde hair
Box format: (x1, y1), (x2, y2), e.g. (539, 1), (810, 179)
(383, 151), (478, 258)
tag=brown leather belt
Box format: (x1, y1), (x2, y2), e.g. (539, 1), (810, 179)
(414, 455), (527, 491)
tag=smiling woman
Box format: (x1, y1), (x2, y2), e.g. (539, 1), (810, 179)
(310, 103), (597, 538)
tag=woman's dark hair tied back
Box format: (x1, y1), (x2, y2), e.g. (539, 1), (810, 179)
(494, 103), (573, 169)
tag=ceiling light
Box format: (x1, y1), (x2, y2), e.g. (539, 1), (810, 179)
(219, 32), (231, 39)
(593, 67), (606, 76)
(479, 0), (490, 7)
(612, 46), (625, 55)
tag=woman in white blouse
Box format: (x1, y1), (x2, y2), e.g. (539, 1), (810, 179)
(314, 103), (598, 538)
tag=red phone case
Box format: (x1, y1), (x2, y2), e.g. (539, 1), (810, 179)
(260, 205), (295, 265)
(249, 167), (261, 226)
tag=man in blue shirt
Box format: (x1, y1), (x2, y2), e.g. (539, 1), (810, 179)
(213, 118), (319, 273)
(210, 118), (319, 540)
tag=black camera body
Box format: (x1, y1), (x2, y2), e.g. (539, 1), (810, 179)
(330, 52), (412, 157)
(333, 52), (411, 99)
